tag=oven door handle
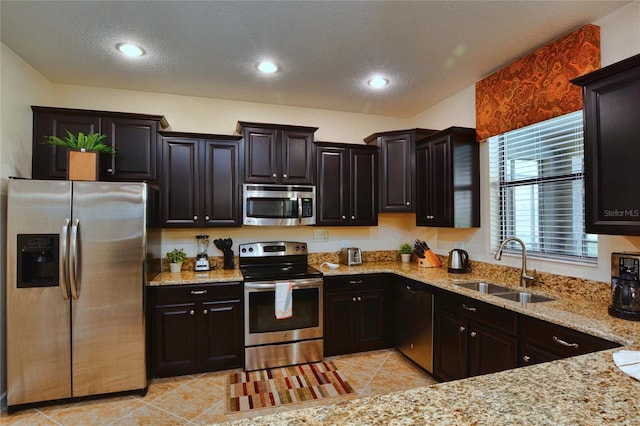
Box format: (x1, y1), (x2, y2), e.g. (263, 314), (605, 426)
(245, 279), (322, 290)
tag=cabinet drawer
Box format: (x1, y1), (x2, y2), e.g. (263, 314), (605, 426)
(149, 282), (242, 304)
(324, 274), (388, 293)
(437, 291), (517, 335)
(520, 316), (619, 358)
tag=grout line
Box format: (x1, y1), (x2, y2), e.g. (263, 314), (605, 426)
(354, 350), (394, 397)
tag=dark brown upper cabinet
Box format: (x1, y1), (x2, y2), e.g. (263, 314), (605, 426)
(415, 127), (479, 228)
(31, 106), (167, 184)
(364, 128), (438, 212)
(315, 142), (378, 226)
(236, 122), (318, 185)
(160, 131), (242, 228)
(571, 54), (640, 235)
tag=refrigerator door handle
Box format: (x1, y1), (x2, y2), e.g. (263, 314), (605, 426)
(60, 218), (71, 300)
(69, 218), (80, 300)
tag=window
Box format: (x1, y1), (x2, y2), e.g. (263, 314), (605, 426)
(489, 111), (597, 263)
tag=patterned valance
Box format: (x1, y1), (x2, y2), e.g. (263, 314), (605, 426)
(475, 24), (600, 141)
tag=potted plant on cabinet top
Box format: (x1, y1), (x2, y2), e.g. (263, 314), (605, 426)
(400, 243), (412, 262)
(43, 131), (115, 181)
(166, 248), (187, 273)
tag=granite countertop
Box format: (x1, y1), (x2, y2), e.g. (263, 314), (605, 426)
(149, 261), (640, 425)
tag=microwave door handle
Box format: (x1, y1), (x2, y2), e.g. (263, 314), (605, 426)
(298, 195), (302, 224)
(60, 218), (70, 300)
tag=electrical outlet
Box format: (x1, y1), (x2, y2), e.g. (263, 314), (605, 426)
(454, 241), (464, 249)
(313, 229), (329, 242)
(341, 240), (349, 248)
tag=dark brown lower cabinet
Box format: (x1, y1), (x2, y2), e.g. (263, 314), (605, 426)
(148, 282), (243, 378)
(433, 290), (518, 381)
(324, 274), (393, 356)
(518, 315), (620, 367)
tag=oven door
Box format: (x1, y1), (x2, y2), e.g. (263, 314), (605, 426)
(244, 278), (323, 346)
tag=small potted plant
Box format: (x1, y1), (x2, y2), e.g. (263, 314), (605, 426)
(43, 131), (115, 181)
(400, 243), (412, 263)
(166, 248), (187, 273)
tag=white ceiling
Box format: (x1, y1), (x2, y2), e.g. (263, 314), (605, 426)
(0, 1), (629, 118)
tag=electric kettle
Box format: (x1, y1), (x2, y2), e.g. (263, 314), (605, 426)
(447, 249), (470, 273)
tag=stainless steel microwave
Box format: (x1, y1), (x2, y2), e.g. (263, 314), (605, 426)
(243, 184), (316, 226)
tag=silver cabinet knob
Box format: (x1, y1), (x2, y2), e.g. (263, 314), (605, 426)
(459, 326), (466, 332)
(342, 216), (346, 220)
(189, 310), (195, 315)
(272, 173), (277, 178)
(522, 355), (531, 363)
(351, 215), (355, 220)
(410, 343), (414, 349)
(357, 296), (362, 302)
(204, 215), (210, 221)
(193, 215), (198, 220)
(203, 309), (208, 315)
(352, 297), (357, 302)
(283, 174), (288, 178)
(406, 201), (410, 206)
(470, 331), (477, 337)
(107, 168), (114, 173)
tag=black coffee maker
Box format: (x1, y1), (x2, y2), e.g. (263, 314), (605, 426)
(609, 252), (640, 321)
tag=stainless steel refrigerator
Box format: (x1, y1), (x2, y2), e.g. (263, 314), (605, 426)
(6, 179), (161, 408)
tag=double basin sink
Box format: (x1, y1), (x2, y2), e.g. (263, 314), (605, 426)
(457, 281), (555, 304)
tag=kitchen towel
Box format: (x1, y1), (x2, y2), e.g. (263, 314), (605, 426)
(612, 350), (640, 381)
(275, 281), (293, 319)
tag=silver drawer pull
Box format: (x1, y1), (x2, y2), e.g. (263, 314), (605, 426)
(552, 336), (579, 349)
(470, 331), (477, 337)
(459, 326), (466, 332)
(349, 280), (363, 284)
(462, 304), (477, 312)
(191, 290), (208, 295)
(189, 310), (195, 315)
(522, 355), (531, 363)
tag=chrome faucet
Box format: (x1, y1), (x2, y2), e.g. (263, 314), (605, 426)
(494, 237), (538, 288)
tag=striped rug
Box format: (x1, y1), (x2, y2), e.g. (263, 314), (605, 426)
(226, 361), (356, 413)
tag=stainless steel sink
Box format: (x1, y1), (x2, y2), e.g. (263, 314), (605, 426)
(456, 281), (513, 294)
(494, 291), (555, 303)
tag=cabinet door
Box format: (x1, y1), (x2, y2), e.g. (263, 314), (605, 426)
(324, 291), (357, 356)
(200, 299), (243, 371)
(32, 111), (101, 179)
(580, 57), (640, 235)
(468, 321), (518, 377)
(356, 289), (389, 351)
(153, 303), (198, 378)
(243, 127), (278, 183)
(350, 147), (378, 226)
(202, 139), (241, 226)
(379, 135), (413, 212)
(416, 136), (451, 227)
(433, 308), (467, 381)
(316, 145), (348, 226)
(280, 129), (314, 184)
(162, 138), (200, 227)
(101, 118), (159, 182)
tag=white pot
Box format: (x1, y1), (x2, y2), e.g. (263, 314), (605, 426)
(401, 253), (411, 263)
(169, 262), (183, 273)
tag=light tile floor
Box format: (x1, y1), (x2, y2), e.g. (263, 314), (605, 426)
(1, 348), (437, 425)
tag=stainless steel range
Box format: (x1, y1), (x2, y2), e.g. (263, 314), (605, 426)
(239, 241), (323, 371)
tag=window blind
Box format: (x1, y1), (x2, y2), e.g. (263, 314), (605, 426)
(489, 111), (597, 263)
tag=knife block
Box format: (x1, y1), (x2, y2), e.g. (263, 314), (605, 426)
(418, 250), (442, 268)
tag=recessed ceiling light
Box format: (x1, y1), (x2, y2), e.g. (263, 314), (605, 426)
(367, 77), (389, 89)
(116, 43), (145, 58)
(257, 61), (278, 74)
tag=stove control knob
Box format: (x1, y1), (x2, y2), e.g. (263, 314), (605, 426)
(248, 247), (254, 252)
(241, 248), (246, 253)
(295, 245), (300, 251)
